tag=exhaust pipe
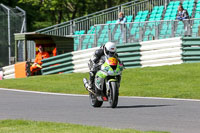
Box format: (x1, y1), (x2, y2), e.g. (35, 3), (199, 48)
(83, 78), (95, 95)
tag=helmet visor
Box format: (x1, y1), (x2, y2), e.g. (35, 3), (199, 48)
(106, 51), (115, 56)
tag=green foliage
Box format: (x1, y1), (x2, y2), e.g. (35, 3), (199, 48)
(0, 120), (168, 133)
(1, 63), (200, 99)
(33, 21), (53, 30)
(1, 0), (135, 31)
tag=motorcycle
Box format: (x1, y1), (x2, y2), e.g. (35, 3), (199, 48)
(83, 55), (124, 108)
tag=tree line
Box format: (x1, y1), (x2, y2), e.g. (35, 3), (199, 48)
(1, 0), (136, 32)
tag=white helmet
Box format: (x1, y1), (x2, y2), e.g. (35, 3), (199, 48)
(104, 42), (116, 56)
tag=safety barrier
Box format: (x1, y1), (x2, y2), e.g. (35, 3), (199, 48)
(2, 65), (15, 79)
(1, 62), (28, 80)
(182, 37), (200, 63)
(117, 43), (141, 68)
(41, 43), (142, 75)
(41, 52), (74, 75)
(41, 38), (184, 75)
(140, 37), (183, 67)
(72, 47), (99, 73)
(3, 37), (200, 78)
(41, 47), (99, 74)
(0, 71), (3, 80)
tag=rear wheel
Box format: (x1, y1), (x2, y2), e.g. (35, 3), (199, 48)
(109, 82), (118, 108)
(89, 92), (103, 107)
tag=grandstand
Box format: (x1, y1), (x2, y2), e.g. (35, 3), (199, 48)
(36, 0), (200, 51)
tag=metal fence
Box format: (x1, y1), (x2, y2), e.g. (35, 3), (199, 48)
(0, 4), (26, 67)
(36, 0), (170, 36)
(72, 18), (200, 50)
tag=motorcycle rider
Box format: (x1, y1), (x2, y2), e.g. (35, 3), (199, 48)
(88, 42), (119, 89)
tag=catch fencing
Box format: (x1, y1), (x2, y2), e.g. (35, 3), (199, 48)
(0, 4), (26, 66)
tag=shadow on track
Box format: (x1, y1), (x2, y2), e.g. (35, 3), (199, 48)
(116, 104), (172, 109)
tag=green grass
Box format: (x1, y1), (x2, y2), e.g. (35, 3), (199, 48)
(0, 120), (168, 133)
(0, 63), (200, 99)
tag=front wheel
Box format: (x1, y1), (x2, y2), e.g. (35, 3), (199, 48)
(109, 82), (119, 108)
(89, 92), (103, 107)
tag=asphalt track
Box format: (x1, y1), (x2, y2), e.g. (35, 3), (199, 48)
(0, 88), (200, 133)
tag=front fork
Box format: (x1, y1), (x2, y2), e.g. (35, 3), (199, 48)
(106, 78), (119, 96)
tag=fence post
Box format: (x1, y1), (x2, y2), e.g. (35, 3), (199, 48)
(95, 25), (97, 47)
(118, 5), (121, 13)
(155, 25), (159, 40)
(109, 24), (112, 42)
(123, 23), (127, 43)
(185, 19), (192, 37)
(165, 0), (168, 9)
(139, 27), (143, 41)
(70, 20), (74, 35)
(120, 4), (123, 13)
(77, 36), (80, 50)
(171, 21), (175, 37)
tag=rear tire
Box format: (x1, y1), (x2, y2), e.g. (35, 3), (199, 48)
(89, 92), (103, 107)
(109, 82), (118, 108)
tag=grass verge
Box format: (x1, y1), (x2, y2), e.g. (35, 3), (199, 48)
(0, 63), (200, 99)
(0, 120), (168, 133)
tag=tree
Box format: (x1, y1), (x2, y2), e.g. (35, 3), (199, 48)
(2, 0), (144, 31)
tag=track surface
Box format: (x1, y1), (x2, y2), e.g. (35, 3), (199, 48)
(0, 89), (200, 133)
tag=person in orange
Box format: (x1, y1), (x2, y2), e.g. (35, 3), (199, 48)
(52, 47), (57, 56)
(30, 45), (50, 75)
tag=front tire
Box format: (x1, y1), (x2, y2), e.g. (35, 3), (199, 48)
(89, 92), (103, 107)
(109, 82), (119, 108)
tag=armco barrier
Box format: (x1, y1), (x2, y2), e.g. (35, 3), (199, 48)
(41, 52), (74, 75)
(1, 62), (28, 79)
(140, 37), (183, 67)
(2, 65), (15, 79)
(72, 47), (99, 73)
(41, 47), (98, 74)
(41, 38), (185, 75)
(182, 37), (200, 63)
(3, 37), (199, 78)
(2, 37), (200, 78)
(1, 37), (188, 78)
(117, 42), (141, 68)
(41, 43), (141, 75)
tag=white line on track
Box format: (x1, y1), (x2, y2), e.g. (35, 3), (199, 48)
(0, 88), (87, 97)
(0, 88), (200, 102)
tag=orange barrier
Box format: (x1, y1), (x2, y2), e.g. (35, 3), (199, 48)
(15, 62), (27, 78)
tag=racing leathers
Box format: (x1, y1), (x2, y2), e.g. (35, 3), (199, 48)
(88, 46), (120, 89)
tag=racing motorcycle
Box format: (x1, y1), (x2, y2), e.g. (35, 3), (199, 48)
(83, 55), (124, 108)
